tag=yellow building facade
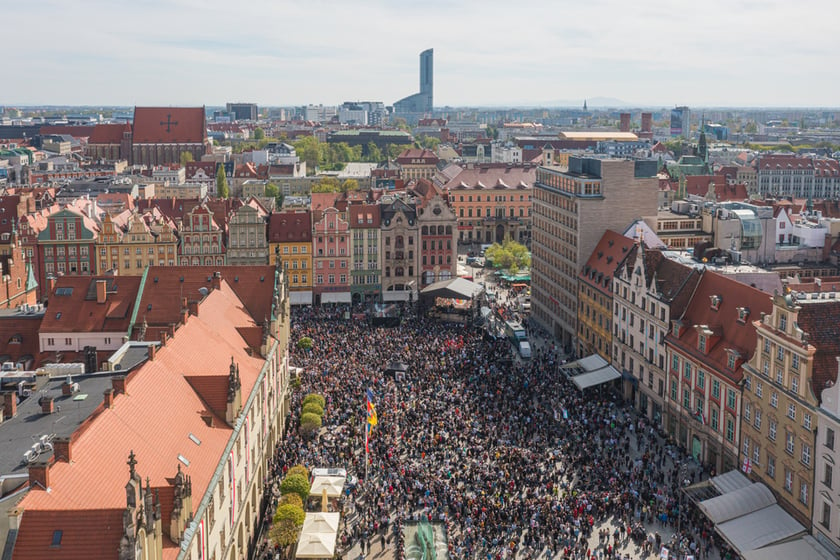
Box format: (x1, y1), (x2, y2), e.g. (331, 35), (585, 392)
(96, 210), (179, 275)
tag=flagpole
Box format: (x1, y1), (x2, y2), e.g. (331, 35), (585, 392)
(364, 422), (369, 483)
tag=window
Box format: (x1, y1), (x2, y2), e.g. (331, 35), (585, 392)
(792, 353), (800, 370)
(697, 370), (705, 388)
(672, 354), (679, 371)
(683, 389), (690, 409)
(744, 402), (752, 422)
(712, 379), (721, 399)
(727, 354), (736, 369)
(764, 337), (771, 353)
(726, 418), (734, 442)
(777, 345), (785, 361)
(769, 420), (776, 441)
(710, 408), (719, 431)
(786, 432), (795, 454)
(727, 388), (736, 410)
(767, 454), (775, 477)
(698, 335), (706, 353)
(744, 375), (751, 391)
(802, 443), (811, 466)
(776, 368), (783, 385)
(788, 402), (796, 420)
(825, 464), (833, 489)
(51, 530), (62, 548)
(753, 442), (760, 465)
(784, 469), (793, 492)
(827, 428), (835, 450)
(754, 409), (762, 429)
(800, 482), (808, 505)
(683, 362), (692, 380)
(821, 502), (831, 530)
(780, 312), (787, 330)
(804, 413), (811, 430)
(743, 436), (751, 457)
(770, 391), (778, 408)
(791, 376), (799, 394)
(671, 380), (677, 401)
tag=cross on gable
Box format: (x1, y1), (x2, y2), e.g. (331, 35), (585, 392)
(160, 113), (179, 133)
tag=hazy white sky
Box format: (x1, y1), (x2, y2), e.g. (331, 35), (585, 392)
(5, 0), (839, 107)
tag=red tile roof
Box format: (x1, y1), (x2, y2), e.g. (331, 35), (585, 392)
(15, 282), (266, 559)
(268, 211), (312, 243)
(184, 161), (217, 179)
(348, 204), (381, 229)
(133, 266), (278, 339)
(0, 314), (41, 363)
(41, 276), (142, 334)
(683, 175), (748, 202)
(758, 155), (814, 170)
(442, 163), (536, 191)
(580, 230), (635, 296)
(132, 107), (206, 144)
(395, 148), (439, 164)
(669, 271), (773, 383)
(795, 301), (840, 399)
(88, 123), (131, 145)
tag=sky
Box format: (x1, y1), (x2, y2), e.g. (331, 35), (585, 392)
(5, 0), (840, 108)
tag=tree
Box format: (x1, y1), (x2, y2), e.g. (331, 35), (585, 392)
(485, 237), (530, 274)
(293, 136), (321, 172)
(296, 336), (313, 350)
(303, 393), (325, 408)
(278, 493), (303, 509)
(420, 136), (440, 151)
(179, 151), (194, 166)
(365, 142), (383, 162)
(253, 127), (265, 140)
(273, 503), (305, 526)
(268, 518), (300, 556)
(302, 402), (324, 417)
(341, 179), (359, 193)
(311, 177), (341, 193)
(216, 165), (229, 198)
(279, 473), (311, 502)
(300, 412), (323, 429)
(286, 465), (309, 481)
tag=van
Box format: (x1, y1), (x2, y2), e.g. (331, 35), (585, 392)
(518, 341), (532, 359)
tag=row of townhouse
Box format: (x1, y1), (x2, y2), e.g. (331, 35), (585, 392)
(581, 229), (840, 551)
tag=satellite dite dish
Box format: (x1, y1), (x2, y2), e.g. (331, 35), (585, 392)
(198, 287), (209, 297)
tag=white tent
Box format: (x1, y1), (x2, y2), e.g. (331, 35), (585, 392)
(715, 504), (805, 551)
(296, 512), (340, 559)
(310, 475), (345, 498)
(709, 470), (751, 495)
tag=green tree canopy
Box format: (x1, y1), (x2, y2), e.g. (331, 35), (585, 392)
(273, 503), (305, 526)
(485, 237), (531, 273)
(253, 127), (265, 140)
(279, 473), (311, 502)
(311, 177), (341, 193)
(179, 151), (194, 166)
(286, 465), (309, 481)
(278, 492), (303, 509)
(268, 518), (300, 551)
(216, 165), (229, 198)
(296, 336), (313, 350)
(302, 393), (325, 408)
(302, 402), (324, 418)
(293, 136), (320, 172)
(341, 179), (359, 193)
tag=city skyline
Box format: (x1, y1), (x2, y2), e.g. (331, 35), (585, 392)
(4, 0), (840, 108)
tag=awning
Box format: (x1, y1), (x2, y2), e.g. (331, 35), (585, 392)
(296, 512), (340, 558)
(698, 482), (776, 524)
(571, 366), (621, 390)
(716, 504), (805, 552)
(710, 470), (752, 494)
(310, 476), (345, 498)
(742, 535), (836, 560)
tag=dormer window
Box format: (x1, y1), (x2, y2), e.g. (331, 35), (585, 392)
(698, 335), (707, 353)
(727, 354), (736, 369)
(710, 295), (722, 311)
(672, 321), (682, 337)
(736, 307), (750, 324)
(779, 312), (787, 331)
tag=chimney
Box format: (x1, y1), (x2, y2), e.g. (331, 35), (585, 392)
(148, 343), (156, 361)
(188, 300), (199, 317)
(212, 271), (222, 291)
(46, 275), (57, 295)
(39, 396), (54, 414)
(3, 392), (17, 419)
(95, 279), (107, 304)
(160, 331), (167, 347)
(61, 381), (74, 395)
(182, 297), (188, 308)
(29, 459), (50, 490)
(104, 388), (114, 409)
(112, 375), (126, 395)
(53, 436), (73, 463)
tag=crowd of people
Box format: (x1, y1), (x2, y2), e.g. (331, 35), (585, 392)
(262, 295), (732, 560)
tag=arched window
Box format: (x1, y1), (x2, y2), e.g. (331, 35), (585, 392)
(421, 226), (428, 235)
(395, 266), (404, 277)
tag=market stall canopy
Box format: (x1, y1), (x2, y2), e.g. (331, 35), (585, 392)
(310, 475), (345, 498)
(296, 512), (340, 559)
(742, 535), (835, 560)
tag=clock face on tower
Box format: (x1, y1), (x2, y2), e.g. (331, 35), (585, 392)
(433, 206), (442, 215)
